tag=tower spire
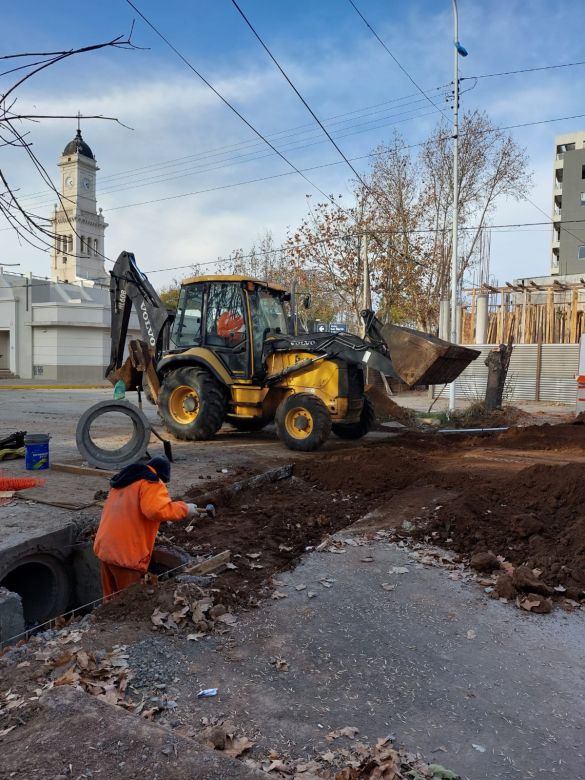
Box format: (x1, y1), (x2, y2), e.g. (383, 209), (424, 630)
(77, 110), (81, 133)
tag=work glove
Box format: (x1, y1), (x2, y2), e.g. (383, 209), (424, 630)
(185, 502), (198, 518)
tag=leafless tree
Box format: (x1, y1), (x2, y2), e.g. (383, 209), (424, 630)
(0, 32), (138, 255)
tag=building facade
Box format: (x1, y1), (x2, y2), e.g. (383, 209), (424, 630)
(0, 129), (139, 381)
(551, 131), (585, 276)
(50, 129), (108, 284)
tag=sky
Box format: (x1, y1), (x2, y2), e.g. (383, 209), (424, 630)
(2, 0), (585, 291)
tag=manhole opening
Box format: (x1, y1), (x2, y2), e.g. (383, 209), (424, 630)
(1, 561), (59, 627)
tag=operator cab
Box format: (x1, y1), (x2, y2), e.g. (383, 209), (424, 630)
(169, 275), (290, 379)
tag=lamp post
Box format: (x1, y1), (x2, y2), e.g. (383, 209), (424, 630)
(448, 0), (468, 413)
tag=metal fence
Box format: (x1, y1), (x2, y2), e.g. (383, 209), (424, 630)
(434, 343), (579, 404)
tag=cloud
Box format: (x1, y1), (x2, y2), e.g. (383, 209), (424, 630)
(3, 0), (585, 293)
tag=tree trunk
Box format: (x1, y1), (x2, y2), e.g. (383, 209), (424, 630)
(484, 343), (513, 411)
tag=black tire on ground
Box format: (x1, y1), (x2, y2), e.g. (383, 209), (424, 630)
(76, 400), (151, 469)
(158, 367), (227, 441)
(227, 416), (269, 432)
(275, 393), (332, 452)
(331, 396), (376, 440)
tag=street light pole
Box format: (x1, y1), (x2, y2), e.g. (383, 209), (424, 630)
(449, 0), (467, 412)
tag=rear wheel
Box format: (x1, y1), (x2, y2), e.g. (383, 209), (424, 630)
(275, 393), (331, 452)
(227, 417), (269, 432)
(159, 367), (227, 440)
(332, 396), (376, 440)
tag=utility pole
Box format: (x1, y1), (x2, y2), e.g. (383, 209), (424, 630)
(361, 231), (371, 337)
(291, 274), (297, 335)
(449, 0), (467, 412)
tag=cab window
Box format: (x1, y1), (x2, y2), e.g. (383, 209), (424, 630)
(205, 283), (247, 348)
(170, 285), (203, 347)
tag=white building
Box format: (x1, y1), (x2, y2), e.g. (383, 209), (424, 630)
(0, 130), (138, 381)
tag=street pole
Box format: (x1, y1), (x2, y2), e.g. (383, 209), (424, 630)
(449, 0), (465, 412)
(291, 275), (297, 335)
(361, 231), (371, 338)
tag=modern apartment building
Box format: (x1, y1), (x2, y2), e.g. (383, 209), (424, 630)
(551, 131), (585, 275)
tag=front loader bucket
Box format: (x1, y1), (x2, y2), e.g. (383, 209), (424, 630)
(380, 323), (480, 387)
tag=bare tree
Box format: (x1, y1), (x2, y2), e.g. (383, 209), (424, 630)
(0, 33), (137, 254)
(284, 111), (532, 332)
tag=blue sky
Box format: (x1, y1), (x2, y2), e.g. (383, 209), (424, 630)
(2, 0), (585, 289)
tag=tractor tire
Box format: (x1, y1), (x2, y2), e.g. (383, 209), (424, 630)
(227, 416), (269, 432)
(332, 396), (376, 440)
(159, 367), (227, 441)
(275, 393), (332, 452)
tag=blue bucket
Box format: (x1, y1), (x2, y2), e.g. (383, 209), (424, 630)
(24, 434), (50, 471)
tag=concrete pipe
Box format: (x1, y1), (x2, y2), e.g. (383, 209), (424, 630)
(76, 399), (151, 470)
(0, 554), (70, 628)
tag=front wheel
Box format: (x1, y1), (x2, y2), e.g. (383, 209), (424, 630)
(332, 396), (376, 440)
(158, 367), (227, 440)
(275, 393), (331, 452)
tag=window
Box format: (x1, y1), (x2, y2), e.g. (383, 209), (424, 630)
(170, 285), (203, 347)
(205, 284), (246, 349)
(68, 235), (73, 252)
(94, 238), (98, 256)
(582, 165), (585, 180)
(579, 246), (585, 260)
(581, 193), (585, 206)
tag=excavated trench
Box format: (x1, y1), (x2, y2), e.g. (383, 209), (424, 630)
(0, 528), (192, 648)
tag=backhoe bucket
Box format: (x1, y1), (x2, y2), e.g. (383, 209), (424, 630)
(380, 323), (480, 387)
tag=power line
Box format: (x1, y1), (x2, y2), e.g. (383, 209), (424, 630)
(5, 215), (585, 287)
(464, 59), (585, 81)
(3, 109), (585, 232)
(17, 87), (451, 204)
(15, 101), (446, 213)
(95, 111), (585, 213)
(230, 0), (375, 195)
(124, 0), (351, 215)
(347, 0), (449, 122)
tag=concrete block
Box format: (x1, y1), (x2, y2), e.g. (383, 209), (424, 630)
(71, 543), (102, 606)
(0, 586), (25, 646)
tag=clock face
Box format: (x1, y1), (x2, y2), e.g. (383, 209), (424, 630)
(82, 177), (91, 190)
(65, 176), (74, 188)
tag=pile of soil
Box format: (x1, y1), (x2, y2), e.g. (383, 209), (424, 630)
(366, 386), (415, 424)
(487, 423), (585, 451)
(295, 444), (428, 497)
(414, 460), (585, 594)
(449, 403), (533, 429)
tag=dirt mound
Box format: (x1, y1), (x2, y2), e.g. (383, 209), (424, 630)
(295, 443), (428, 497)
(449, 402), (533, 429)
(489, 423), (585, 451)
(415, 460), (585, 594)
(365, 386), (415, 424)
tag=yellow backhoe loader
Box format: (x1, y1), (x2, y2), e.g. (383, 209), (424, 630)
(106, 252), (479, 452)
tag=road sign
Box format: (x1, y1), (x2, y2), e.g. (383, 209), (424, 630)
(329, 322), (347, 333)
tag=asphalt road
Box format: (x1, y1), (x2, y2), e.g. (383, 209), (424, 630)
(128, 539), (585, 780)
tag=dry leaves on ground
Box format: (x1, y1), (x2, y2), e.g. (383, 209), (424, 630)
(150, 584), (237, 635)
(198, 720), (255, 758)
(242, 735), (460, 779)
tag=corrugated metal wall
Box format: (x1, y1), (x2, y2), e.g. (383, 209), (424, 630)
(434, 344), (579, 404)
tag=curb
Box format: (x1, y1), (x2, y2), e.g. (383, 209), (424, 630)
(0, 384), (110, 391)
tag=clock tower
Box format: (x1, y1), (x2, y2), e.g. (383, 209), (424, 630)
(50, 127), (107, 283)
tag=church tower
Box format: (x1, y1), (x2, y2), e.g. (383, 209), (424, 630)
(50, 126), (107, 284)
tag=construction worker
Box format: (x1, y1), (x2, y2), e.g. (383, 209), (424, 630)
(93, 455), (197, 599)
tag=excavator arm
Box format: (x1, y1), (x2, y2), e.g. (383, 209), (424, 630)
(105, 251), (174, 394)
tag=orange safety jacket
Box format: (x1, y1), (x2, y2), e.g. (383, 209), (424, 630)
(94, 464), (189, 572)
